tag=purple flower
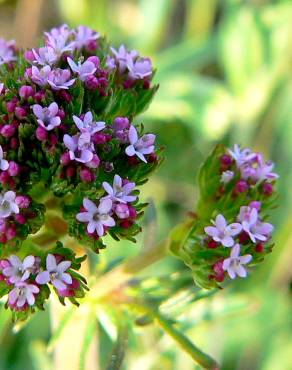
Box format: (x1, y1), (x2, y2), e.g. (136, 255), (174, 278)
(76, 198), (115, 236)
(220, 170), (234, 184)
(223, 244), (252, 279)
(8, 282), (39, 308)
(127, 57), (153, 79)
(36, 254), (72, 291)
(228, 144), (256, 167)
(110, 45), (139, 73)
(32, 46), (58, 66)
(102, 174), (136, 203)
(73, 111), (105, 135)
(237, 206), (273, 243)
(0, 145), (9, 171)
(204, 214), (242, 247)
(251, 154), (278, 182)
(32, 102), (61, 131)
(112, 117), (130, 143)
(0, 38), (16, 65)
(45, 25), (74, 57)
(0, 191), (19, 218)
(0, 83), (4, 94)
(2, 255), (36, 283)
(67, 58), (96, 81)
(73, 26), (100, 50)
(106, 55), (116, 70)
(63, 134), (94, 164)
(31, 65), (51, 87)
(47, 68), (75, 90)
(125, 126), (155, 163)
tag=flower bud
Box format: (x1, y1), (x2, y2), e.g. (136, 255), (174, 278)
(87, 56), (100, 67)
(1, 124), (16, 138)
(15, 195), (31, 208)
(80, 168), (93, 183)
(36, 126), (48, 141)
(14, 214), (26, 224)
(263, 182), (273, 195)
(8, 161), (20, 177)
(235, 180), (248, 193)
(24, 50), (35, 62)
(19, 85), (34, 99)
(15, 106), (27, 119)
(6, 226), (17, 240)
(115, 203), (130, 219)
(60, 152), (71, 166)
(85, 75), (99, 90)
(86, 40), (98, 53)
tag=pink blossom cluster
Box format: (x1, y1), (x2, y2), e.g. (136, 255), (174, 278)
(0, 253), (79, 311)
(205, 201), (274, 281)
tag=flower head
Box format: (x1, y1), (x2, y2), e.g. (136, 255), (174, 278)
(127, 57), (153, 80)
(0, 38), (16, 65)
(67, 58), (96, 81)
(125, 125), (155, 163)
(73, 26), (100, 50)
(31, 46), (58, 66)
(36, 254), (72, 291)
(33, 102), (61, 131)
(8, 282), (39, 308)
(222, 244), (252, 279)
(0, 191), (19, 218)
(63, 134), (94, 164)
(31, 65), (51, 86)
(110, 45), (138, 73)
(102, 174), (136, 203)
(2, 255), (36, 283)
(76, 198), (115, 236)
(73, 111), (105, 135)
(47, 68), (75, 90)
(204, 214), (242, 247)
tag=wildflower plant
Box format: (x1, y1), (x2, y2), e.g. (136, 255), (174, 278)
(0, 25), (279, 369)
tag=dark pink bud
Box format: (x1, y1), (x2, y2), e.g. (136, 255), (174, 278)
(0, 171), (10, 185)
(36, 126), (48, 141)
(147, 153), (157, 163)
(212, 260), (225, 282)
(14, 214), (26, 224)
(24, 50), (35, 62)
(98, 77), (108, 88)
(220, 154), (233, 168)
(58, 90), (72, 103)
(80, 168), (93, 182)
(10, 138), (19, 149)
(113, 117), (130, 130)
(255, 243), (264, 253)
(207, 239), (218, 249)
(58, 288), (74, 297)
(128, 205), (137, 219)
(87, 154), (100, 169)
(6, 101), (17, 113)
(19, 85), (34, 99)
(249, 201), (261, 211)
(15, 195), (31, 208)
(238, 231), (250, 244)
(127, 156), (139, 166)
(87, 56), (100, 67)
(85, 75), (99, 90)
(263, 182), (273, 195)
(6, 225), (17, 240)
(86, 40), (98, 53)
(60, 152), (71, 166)
(58, 109), (65, 120)
(34, 91), (46, 103)
(8, 161), (20, 177)
(49, 134), (58, 146)
(66, 166), (75, 178)
(235, 180), (248, 193)
(0, 234), (7, 244)
(70, 278), (80, 290)
(143, 79), (151, 89)
(123, 79), (135, 89)
(115, 203), (130, 219)
(92, 133), (107, 144)
(120, 219), (133, 229)
(15, 106), (27, 119)
(1, 124), (16, 138)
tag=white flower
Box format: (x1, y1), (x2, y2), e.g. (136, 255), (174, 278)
(102, 174), (136, 203)
(0, 145), (9, 171)
(36, 254), (72, 291)
(2, 255), (36, 283)
(0, 191), (19, 218)
(8, 282), (39, 308)
(223, 244), (252, 279)
(76, 198), (115, 236)
(220, 170), (234, 184)
(228, 144), (256, 167)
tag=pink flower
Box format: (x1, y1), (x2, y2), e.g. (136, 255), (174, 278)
(63, 134), (94, 164)
(45, 24), (75, 57)
(76, 198), (115, 236)
(8, 282), (39, 308)
(31, 46), (58, 66)
(67, 57), (96, 81)
(237, 206), (273, 243)
(228, 144), (256, 167)
(102, 174), (136, 203)
(126, 57), (153, 79)
(223, 244), (252, 279)
(0, 38), (16, 65)
(36, 254), (72, 290)
(73, 26), (100, 50)
(110, 45), (138, 73)
(47, 68), (75, 90)
(125, 126), (156, 163)
(31, 65), (51, 87)
(2, 255), (36, 283)
(204, 214), (242, 247)
(33, 102), (61, 131)
(73, 111), (105, 135)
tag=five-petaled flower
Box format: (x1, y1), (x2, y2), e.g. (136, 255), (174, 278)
(47, 68), (75, 90)
(204, 214), (242, 247)
(125, 125), (156, 163)
(8, 282), (40, 308)
(67, 58), (96, 81)
(73, 26), (100, 50)
(36, 254), (72, 291)
(2, 255), (36, 284)
(127, 57), (153, 80)
(102, 174), (136, 203)
(63, 134), (94, 164)
(0, 191), (19, 218)
(223, 244), (252, 279)
(76, 198), (115, 236)
(33, 102), (61, 131)
(73, 111), (105, 135)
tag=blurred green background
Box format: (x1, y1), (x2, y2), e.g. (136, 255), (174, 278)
(0, 0), (292, 369)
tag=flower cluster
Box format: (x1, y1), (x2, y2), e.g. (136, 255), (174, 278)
(171, 144), (278, 289)
(0, 245), (87, 315)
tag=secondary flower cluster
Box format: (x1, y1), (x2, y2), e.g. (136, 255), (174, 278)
(0, 247), (87, 313)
